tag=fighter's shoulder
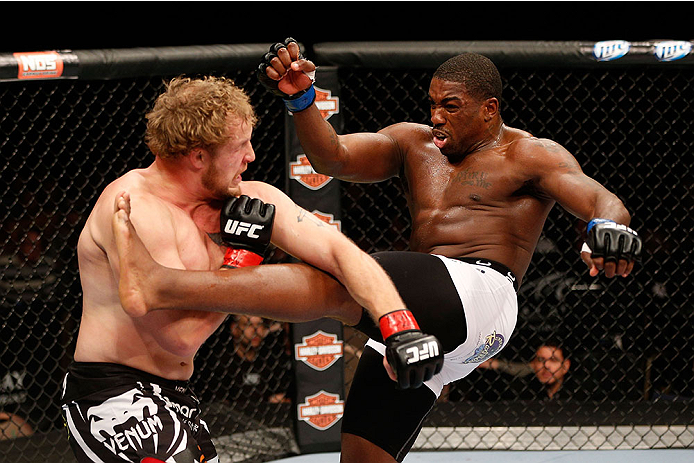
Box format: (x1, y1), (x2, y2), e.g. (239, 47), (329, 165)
(238, 181), (289, 206)
(508, 134), (572, 163)
(379, 122), (431, 142)
(374, 123), (434, 158)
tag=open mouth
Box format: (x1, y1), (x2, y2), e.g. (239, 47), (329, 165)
(432, 129), (448, 149)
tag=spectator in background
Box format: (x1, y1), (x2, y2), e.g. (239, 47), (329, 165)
(526, 341), (571, 400)
(0, 412), (33, 440)
(1, 220), (59, 437)
(193, 315), (294, 409)
(228, 315), (293, 405)
(471, 339), (578, 401)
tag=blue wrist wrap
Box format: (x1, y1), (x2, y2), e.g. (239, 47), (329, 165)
(587, 218), (615, 234)
(284, 85), (316, 113)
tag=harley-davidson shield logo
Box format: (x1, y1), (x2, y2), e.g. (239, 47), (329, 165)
(295, 330), (343, 371)
(298, 390), (344, 430)
(289, 154), (333, 190)
(311, 210), (342, 232)
(314, 86), (340, 120)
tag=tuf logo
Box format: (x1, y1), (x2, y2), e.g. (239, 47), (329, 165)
(14, 51), (64, 79)
(314, 86), (340, 120)
(463, 331), (505, 364)
(405, 340), (440, 365)
(223, 220), (263, 239)
(295, 331), (343, 371)
(298, 390), (344, 431)
(289, 154), (333, 190)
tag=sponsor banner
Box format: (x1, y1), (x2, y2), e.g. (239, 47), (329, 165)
(589, 40), (694, 64)
(653, 40), (692, 62)
(311, 210), (341, 232)
(289, 154), (333, 191)
(291, 319), (344, 452)
(0, 50), (79, 81)
(313, 86), (340, 120)
(297, 390), (345, 431)
(295, 330), (344, 371)
(286, 66), (345, 453)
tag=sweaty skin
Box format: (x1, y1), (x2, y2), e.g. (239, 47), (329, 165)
(106, 47), (637, 463)
(112, 191), (360, 324)
(263, 42), (636, 463)
(267, 43), (633, 283)
(77, 113), (405, 383)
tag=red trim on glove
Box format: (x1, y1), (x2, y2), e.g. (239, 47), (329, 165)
(221, 248), (263, 269)
(379, 309), (420, 340)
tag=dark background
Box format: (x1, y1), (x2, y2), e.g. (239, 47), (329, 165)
(2, 1), (690, 53)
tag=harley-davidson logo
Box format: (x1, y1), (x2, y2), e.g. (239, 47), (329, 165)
(289, 154), (332, 190)
(298, 390), (344, 430)
(295, 330), (343, 371)
(311, 210), (342, 232)
(314, 86), (340, 120)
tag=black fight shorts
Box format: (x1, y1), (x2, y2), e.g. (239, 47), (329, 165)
(345, 251), (467, 461)
(61, 362), (218, 463)
(345, 251), (518, 461)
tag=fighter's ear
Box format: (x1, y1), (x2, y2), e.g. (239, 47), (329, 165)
(483, 97), (499, 122)
(187, 148), (207, 170)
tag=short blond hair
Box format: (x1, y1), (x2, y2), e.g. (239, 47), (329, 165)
(145, 76), (257, 159)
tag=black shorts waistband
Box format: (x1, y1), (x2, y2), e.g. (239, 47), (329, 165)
(451, 257), (519, 292)
(63, 362), (192, 403)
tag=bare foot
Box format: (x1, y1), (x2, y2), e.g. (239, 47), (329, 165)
(112, 191), (159, 317)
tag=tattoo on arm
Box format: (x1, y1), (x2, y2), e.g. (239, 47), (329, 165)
(535, 139), (582, 175)
(296, 207), (325, 227)
(558, 160), (582, 175)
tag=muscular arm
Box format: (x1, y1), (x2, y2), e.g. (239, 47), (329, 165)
(292, 105), (403, 182)
(263, 40), (402, 182)
(519, 138), (635, 277)
(523, 138), (631, 225)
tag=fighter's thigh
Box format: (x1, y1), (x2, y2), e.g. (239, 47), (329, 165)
(341, 345), (437, 462)
(370, 251), (467, 350)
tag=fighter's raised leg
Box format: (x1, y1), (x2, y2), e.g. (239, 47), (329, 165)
(111, 191), (362, 324)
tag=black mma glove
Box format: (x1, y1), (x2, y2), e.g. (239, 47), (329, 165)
(220, 195), (275, 269)
(257, 37), (316, 113)
(380, 310), (444, 389)
(584, 218), (642, 262)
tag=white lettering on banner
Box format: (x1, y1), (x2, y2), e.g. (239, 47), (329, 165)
(20, 54), (57, 72)
(296, 345), (343, 357)
(300, 404), (344, 416)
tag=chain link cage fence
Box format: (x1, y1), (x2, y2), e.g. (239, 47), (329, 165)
(1, 41), (693, 461)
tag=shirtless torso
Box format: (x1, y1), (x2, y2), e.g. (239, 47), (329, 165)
(393, 122), (559, 284)
(75, 167), (229, 380)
